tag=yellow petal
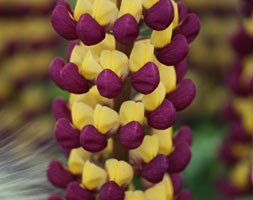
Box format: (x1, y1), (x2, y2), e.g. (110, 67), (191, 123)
(92, 34), (116, 55)
(244, 16), (253, 36)
(72, 102), (94, 130)
(68, 148), (91, 175)
(70, 44), (89, 68)
(119, 101), (145, 125)
(158, 174), (174, 200)
(125, 191), (145, 200)
(92, 0), (118, 25)
(81, 50), (103, 80)
(106, 159), (134, 186)
(151, 24), (173, 48)
(74, 0), (93, 21)
(119, 0), (142, 21)
(145, 184), (167, 200)
(230, 161), (250, 189)
(142, 0), (159, 9)
(142, 82), (166, 111)
(94, 104), (119, 134)
(132, 135), (159, 163)
(129, 41), (154, 72)
(82, 160), (107, 190)
(171, 0), (179, 29)
(99, 50), (128, 77)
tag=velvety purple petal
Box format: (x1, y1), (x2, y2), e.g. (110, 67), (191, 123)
(48, 193), (64, 200)
(173, 126), (193, 146)
(52, 97), (72, 121)
(167, 142), (191, 173)
(65, 182), (94, 200)
(167, 79), (196, 111)
(131, 62), (160, 94)
(218, 141), (237, 165)
(147, 99), (176, 129)
(47, 160), (76, 189)
(178, 1), (188, 22)
(175, 59), (188, 83)
(230, 121), (251, 142)
(174, 13), (200, 43)
(76, 13), (105, 46)
(50, 57), (65, 88)
(99, 181), (125, 200)
(141, 154), (169, 183)
(144, 0), (174, 30)
(171, 173), (183, 195)
(97, 69), (123, 98)
(80, 125), (108, 152)
(217, 178), (242, 198)
(119, 121), (145, 149)
(156, 34), (189, 66)
(51, 4), (77, 40)
(66, 40), (79, 61)
(55, 118), (80, 149)
(176, 190), (192, 200)
(60, 62), (89, 94)
(221, 102), (239, 122)
(113, 14), (139, 45)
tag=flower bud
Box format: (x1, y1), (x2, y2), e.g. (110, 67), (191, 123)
(51, 3), (77, 40)
(173, 126), (192, 146)
(119, 121), (145, 149)
(156, 34), (188, 66)
(176, 190), (192, 200)
(50, 57), (65, 88)
(141, 154), (169, 183)
(144, 0), (174, 31)
(99, 181), (125, 200)
(171, 173), (183, 195)
(167, 142), (191, 173)
(131, 62), (160, 94)
(147, 99), (176, 129)
(80, 125), (108, 152)
(65, 182), (94, 200)
(173, 13), (200, 43)
(175, 59), (187, 83)
(47, 160), (76, 189)
(97, 69), (123, 98)
(178, 2), (188, 22)
(55, 118), (80, 149)
(76, 14), (105, 46)
(113, 14), (139, 45)
(52, 97), (71, 121)
(167, 79), (196, 111)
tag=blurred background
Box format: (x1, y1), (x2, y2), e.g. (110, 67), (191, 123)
(0, 0), (252, 200)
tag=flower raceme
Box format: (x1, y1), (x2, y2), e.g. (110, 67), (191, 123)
(48, 0), (200, 200)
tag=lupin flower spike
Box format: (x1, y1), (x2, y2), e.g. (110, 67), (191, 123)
(48, 0), (200, 199)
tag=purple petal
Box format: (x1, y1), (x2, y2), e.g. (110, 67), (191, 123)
(144, 0), (174, 30)
(97, 69), (123, 98)
(230, 121), (251, 142)
(48, 193), (64, 200)
(175, 59), (188, 84)
(50, 57), (65, 88)
(176, 190), (192, 200)
(156, 34), (189, 66)
(60, 62), (90, 94)
(218, 141), (237, 165)
(66, 40), (79, 61)
(131, 62), (160, 94)
(52, 97), (72, 121)
(147, 99), (176, 129)
(171, 173), (183, 195)
(65, 182), (94, 200)
(174, 13), (200, 43)
(217, 178), (242, 198)
(47, 160), (76, 189)
(119, 121), (145, 149)
(51, 4), (77, 40)
(167, 79), (196, 111)
(80, 125), (108, 152)
(141, 154), (169, 183)
(178, 2), (188, 22)
(99, 181), (125, 200)
(241, 0), (253, 17)
(113, 14), (139, 45)
(55, 118), (80, 149)
(167, 142), (191, 173)
(173, 126), (193, 146)
(76, 13), (105, 46)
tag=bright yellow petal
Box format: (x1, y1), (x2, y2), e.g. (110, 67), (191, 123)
(94, 104), (120, 134)
(106, 159), (134, 186)
(145, 184), (167, 200)
(151, 24), (173, 48)
(119, 0), (142, 21)
(158, 174), (174, 200)
(142, 82), (166, 111)
(74, 0), (93, 21)
(142, 0), (159, 9)
(72, 102), (94, 130)
(119, 101), (145, 125)
(153, 128), (173, 156)
(68, 148), (91, 175)
(171, 0), (179, 29)
(125, 191), (145, 200)
(70, 44), (89, 68)
(81, 160), (107, 190)
(230, 161), (250, 189)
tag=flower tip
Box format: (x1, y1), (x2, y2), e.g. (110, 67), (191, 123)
(99, 181), (125, 200)
(65, 182), (94, 200)
(176, 190), (192, 200)
(173, 126), (193, 146)
(52, 97), (71, 121)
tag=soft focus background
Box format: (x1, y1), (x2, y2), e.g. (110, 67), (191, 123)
(0, 0), (252, 200)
